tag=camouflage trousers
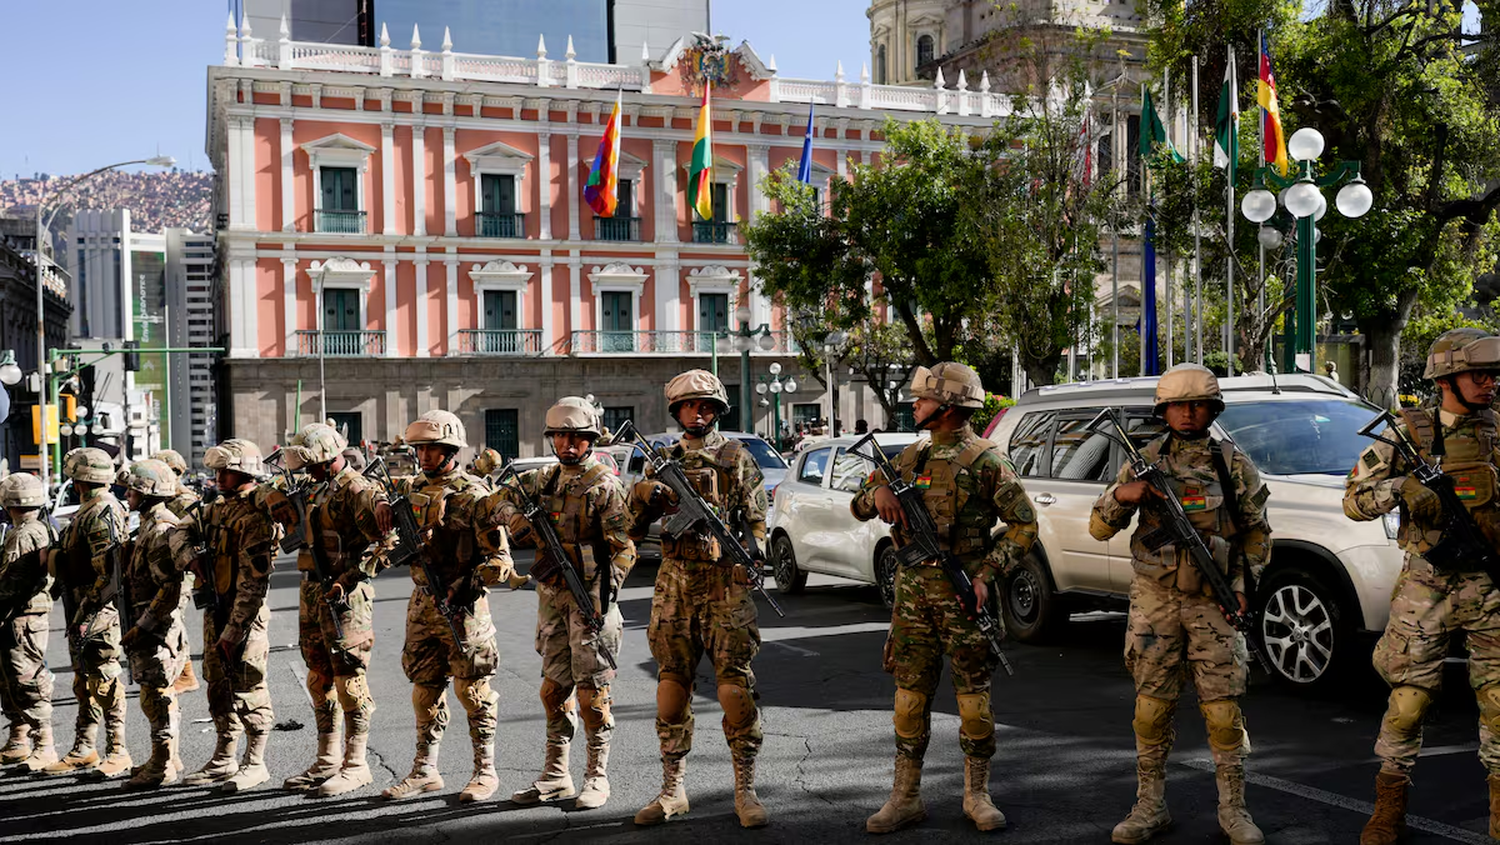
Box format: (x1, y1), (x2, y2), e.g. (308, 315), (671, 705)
(128, 614), (187, 747)
(202, 604), (275, 736)
(1372, 555), (1500, 773)
(0, 611), (53, 734)
(883, 564), (999, 761)
(1124, 575), (1249, 703)
(299, 578), (376, 735)
(63, 594), (124, 749)
(536, 578), (622, 690)
(647, 558), (762, 760)
(400, 586), (498, 748)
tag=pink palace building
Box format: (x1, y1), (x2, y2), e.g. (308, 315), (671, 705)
(207, 18), (1012, 456)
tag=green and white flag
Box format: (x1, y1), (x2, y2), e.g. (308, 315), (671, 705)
(1214, 49), (1239, 181)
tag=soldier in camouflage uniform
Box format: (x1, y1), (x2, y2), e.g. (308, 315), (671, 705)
(153, 449), (200, 519)
(379, 410), (516, 804)
(627, 370), (770, 829)
(852, 362), (1038, 835)
(1089, 363), (1271, 845)
(45, 448), (132, 777)
(116, 460), (194, 789)
(486, 397), (636, 810)
(470, 447), (504, 482)
(280, 422), (389, 797)
(1345, 329), (1500, 845)
(183, 438), (284, 793)
(0, 472), (57, 772)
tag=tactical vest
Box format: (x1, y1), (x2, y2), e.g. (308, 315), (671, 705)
(892, 435), (1000, 559)
(57, 496), (109, 592)
(536, 461), (613, 582)
(1129, 435), (1240, 586)
(407, 470), (480, 579)
(1397, 408), (1500, 555)
(208, 488), (278, 613)
(300, 468), (370, 575)
(662, 437), (746, 562)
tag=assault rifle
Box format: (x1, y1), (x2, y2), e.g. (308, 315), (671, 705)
(495, 462), (617, 670)
(615, 421), (784, 618)
(265, 448), (310, 554)
(1086, 409), (1272, 672)
(1358, 409), (1500, 578)
(363, 457), (469, 652)
(305, 496), (347, 641)
(847, 433), (1014, 676)
(185, 495), (220, 616)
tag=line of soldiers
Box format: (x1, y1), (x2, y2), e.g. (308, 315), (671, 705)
(3, 332), (1500, 841)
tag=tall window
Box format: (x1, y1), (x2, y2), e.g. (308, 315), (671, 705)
(602, 406), (633, 435)
(601, 291), (633, 352)
(319, 166), (361, 233)
(483, 290), (517, 331)
(916, 34), (935, 68)
(485, 409), (519, 460)
(323, 288), (359, 331)
(326, 411), (362, 445)
(876, 44), (887, 85)
(617, 179), (634, 218)
(1127, 115), (1142, 198)
(480, 173), (520, 237)
(698, 293), (728, 332)
(596, 179), (639, 240)
(711, 183), (729, 223)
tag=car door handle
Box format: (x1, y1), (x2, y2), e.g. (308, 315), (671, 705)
(1033, 493), (1057, 506)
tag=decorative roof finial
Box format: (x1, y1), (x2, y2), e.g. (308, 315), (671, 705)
(537, 34), (547, 59)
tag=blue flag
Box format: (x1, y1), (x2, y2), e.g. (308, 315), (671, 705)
(1143, 217), (1160, 376)
(797, 104), (814, 184)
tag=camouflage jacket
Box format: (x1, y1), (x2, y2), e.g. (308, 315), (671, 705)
(1345, 407), (1500, 560)
(54, 488), (127, 606)
(391, 466), (511, 590)
(127, 502), (190, 635)
(628, 430), (767, 564)
(0, 514), (54, 619)
(199, 484), (278, 636)
(297, 465), (389, 589)
(166, 486), (200, 520)
(486, 457), (636, 590)
(1091, 432), (1272, 593)
(851, 426), (1038, 587)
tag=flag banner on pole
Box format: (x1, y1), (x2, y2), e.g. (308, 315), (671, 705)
(583, 91), (623, 216)
(1258, 33), (1289, 175)
(689, 81), (714, 220)
(797, 103), (815, 184)
(1214, 49), (1239, 182)
(1143, 217), (1160, 376)
(1139, 89), (1184, 163)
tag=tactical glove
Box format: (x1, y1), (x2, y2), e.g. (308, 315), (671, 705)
(1400, 476), (1443, 521)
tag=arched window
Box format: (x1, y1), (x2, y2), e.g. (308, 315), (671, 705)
(876, 44), (887, 84)
(916, 34), (934, 68)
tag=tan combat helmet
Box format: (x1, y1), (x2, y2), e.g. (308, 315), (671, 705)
(470, 447), (504, 477)
(910, 362), (986, 409)
(341, 447), (367, 472)
(204, 438), (269, 480)
(0, 472), (46, 508)
(151, 449), (189, 477)
(290, 422), (348, 467)
(64, 447), (116, 485)
(543, 396), (602, 440)
(1424, 328), (1500, 379)
(118, 460), (178, 498)
(1153, 363), (1226, 416)
(665, 369), (731, 416)
(404, 409), (468, 449)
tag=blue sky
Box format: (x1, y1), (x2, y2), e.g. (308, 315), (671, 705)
(0, 0), (872, 178)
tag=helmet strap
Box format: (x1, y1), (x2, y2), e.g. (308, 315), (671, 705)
(1440, 375), (1490, 412)
(915, 403), (951, 431)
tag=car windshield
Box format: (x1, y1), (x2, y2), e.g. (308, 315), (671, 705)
(735, 437), (788, 470)
(1217, 397), (1383, 476)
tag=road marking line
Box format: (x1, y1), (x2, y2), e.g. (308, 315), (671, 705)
(769, 642), (819, 657)
(1179, 758), (1491, 844)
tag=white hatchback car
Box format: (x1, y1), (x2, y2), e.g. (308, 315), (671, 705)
(767, 432), (923, 607)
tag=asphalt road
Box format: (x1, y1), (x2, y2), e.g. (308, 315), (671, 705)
(2, 551), (1496, 844)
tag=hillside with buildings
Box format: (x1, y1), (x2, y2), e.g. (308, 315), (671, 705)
(0, 169), (214, 234)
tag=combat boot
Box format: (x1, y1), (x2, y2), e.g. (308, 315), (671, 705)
(93, 721), (133, 779)
(123, 739), (177, 790)
(0, 725), (30, 764)
(574, 731), (611, 810)
(284, 730), (341, 791)
(1360, 771), (1409, 845)
(317, 716), (373, 797)
(43, 724), (99, 775)
(22, 724), (59, 772)
(511, 740), (575, 805)
(184, 728), (240, 786)
(633, 755), (690, 825)
(221, 730), (270, 793)
(867, 756), (926, 834)
(381, 741), (444, 800)
(1216, 764), (1264, 845)
(1112, 762), (1171, 843)
(962, 755), (1007, 831)
(459, 742), (499, 803)
(732, 753), (768, 828)
(173, 659), (200, 694)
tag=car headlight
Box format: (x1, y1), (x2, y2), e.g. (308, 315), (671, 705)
(1382, 511), (1400, 541)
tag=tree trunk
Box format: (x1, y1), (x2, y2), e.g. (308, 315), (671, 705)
(1358, 287), (1419, 409)
(1023, 350), (1064, 387)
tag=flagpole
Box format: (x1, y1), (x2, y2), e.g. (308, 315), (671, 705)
(1192, 55), (1203, 365)
(1163, 68), (1173, 369)
(1225, 49), (1237, 377)
(1256, 30), (1267, 367)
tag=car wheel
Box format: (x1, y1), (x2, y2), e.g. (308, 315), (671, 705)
(771, 533), (808, 594)
(875, 543), (900, 609)
(1002, 554), (1064, 643)
(1257, 568), (1349, 688)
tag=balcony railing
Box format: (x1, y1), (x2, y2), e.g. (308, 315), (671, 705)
(478, 211), (526, 238)
(457, 328), (543, 355)
(316, 209), (367, 234)
(569, 330), (792, 355)
(594, 216), (642, 241)
(296, 330), (386, 357)
(692, 220), (737, 244)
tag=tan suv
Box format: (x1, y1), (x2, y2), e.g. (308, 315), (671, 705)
(986, 373), (1404, 689)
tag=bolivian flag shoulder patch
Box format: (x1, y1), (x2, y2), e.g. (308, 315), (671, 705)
(1181, 487), (1207, 511)
(915, 475), (933, 489)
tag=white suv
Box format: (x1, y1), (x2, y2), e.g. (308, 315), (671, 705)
(986, 373), (1403, 689)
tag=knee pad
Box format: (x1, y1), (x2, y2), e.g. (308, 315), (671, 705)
(139, 687), (171, 722)
(956, 691), (995, 741)
(893, 688), (929, 740)
(1132, 695), (1175, 745)
(412, 682), (446, 721)
(717, 682), (758, 731)
(540, 678), (576, 716)
(453, 677), (496, 714)
(657, 675), (690, 722)
(307, 669), (334, 707)
(1479, 686), (1500, 736)
(333, 674), (373, 714)
(577, 685), (613, 732)
(1384, 686), (1433, 738)
(1200, 699), (1247, 754)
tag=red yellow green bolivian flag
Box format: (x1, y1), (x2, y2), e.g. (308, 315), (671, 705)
(689, 82), (713, 220)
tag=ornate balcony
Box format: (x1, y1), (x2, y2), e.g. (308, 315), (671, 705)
(568, 330), (791, 355)
(315, 209), (367, 234)
(295, 330), (386, 357)
(477, 211), (526, 238)
(692, 220), (738, 244)
(594, 216), (642, 241)
(457, 328), (543, 355)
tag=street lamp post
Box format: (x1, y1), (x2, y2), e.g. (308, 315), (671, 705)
(32, 155), (175, 492)
(755, 362), (798, 451)
(1239, 128), (1372, 372)
(714, 305), (777, 432)
(822, 331), (847, 433)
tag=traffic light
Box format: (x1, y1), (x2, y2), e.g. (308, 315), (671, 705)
(123, 340), (140, 371)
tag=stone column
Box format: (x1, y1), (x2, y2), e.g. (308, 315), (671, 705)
(414, 254), (430, 357)
(280, 118), (295, 232)
(411, 121), (427, 236)
(381, 122), (396, 235)
(443, 126), (457, 236)
(537, 129), (553, 240)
